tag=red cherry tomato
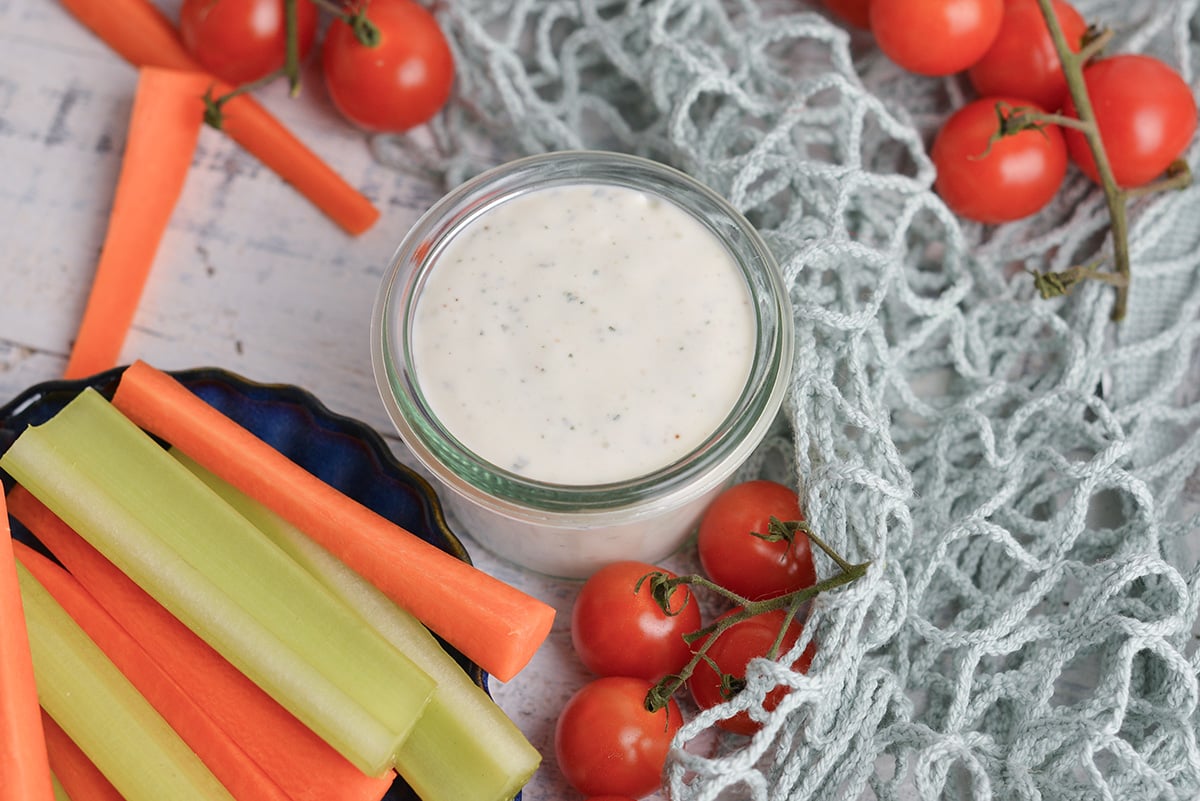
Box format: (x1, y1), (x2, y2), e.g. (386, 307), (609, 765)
(869, 0), (1004, 76)
(571, 561), (701, 682)
(1063, 54), (1198, 188)
(321, 0), (455, 132)
(697, 481), (816, 601)
(931, 96), (1068, 223)
(967, 0), (1088, 111)
(687, 609), (815, 736)
(823, 0), (871, 29)
(180, 0), (318, 85)
(555, 676), (683, 798)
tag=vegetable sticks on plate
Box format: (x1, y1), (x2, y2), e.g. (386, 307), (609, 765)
(14, 559), (236, 801)
(111, 360), (556, 682)
(8, 487), (395, 801)
(14, 540), (294, 801)
(180, 453), (543, 801)
(1, 389), (436, 777)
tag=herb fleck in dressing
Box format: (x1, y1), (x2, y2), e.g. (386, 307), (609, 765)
(411, 183), (756, 485)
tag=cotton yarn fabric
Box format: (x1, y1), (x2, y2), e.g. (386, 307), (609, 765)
(374, 1), (1200, 798)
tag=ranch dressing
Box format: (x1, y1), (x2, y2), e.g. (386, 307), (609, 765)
(410, 183), (757, 485)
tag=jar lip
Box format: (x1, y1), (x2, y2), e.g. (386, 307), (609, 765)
(371, 150), (793, 515)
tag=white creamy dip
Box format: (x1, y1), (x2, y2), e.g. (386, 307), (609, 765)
(410, 183), (757, 485)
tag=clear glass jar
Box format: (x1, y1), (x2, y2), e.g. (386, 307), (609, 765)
(371, 151), (793, 578)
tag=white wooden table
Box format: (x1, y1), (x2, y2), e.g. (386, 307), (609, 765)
(0, 2), (623, 797)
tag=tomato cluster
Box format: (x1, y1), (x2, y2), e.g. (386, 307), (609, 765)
(823, 0), (1197, 224)
(179, 0), (455, 133)
(556, 481), (819, 798)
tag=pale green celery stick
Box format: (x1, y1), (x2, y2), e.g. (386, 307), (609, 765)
(178, 452), (543, 801)
(0, 389), (435, 776)
(51, 772), (70, 801)
(16, 562), (235, 801)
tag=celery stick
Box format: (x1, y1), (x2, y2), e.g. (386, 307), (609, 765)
(179, 452), (543, 801)
(0, 389), (435, 776)
(16, 562), (236, 801)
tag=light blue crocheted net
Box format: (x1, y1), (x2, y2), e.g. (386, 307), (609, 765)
(375, 1), (1200, 798)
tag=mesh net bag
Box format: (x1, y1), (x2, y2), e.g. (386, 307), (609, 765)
(374, 1), (1200, 797)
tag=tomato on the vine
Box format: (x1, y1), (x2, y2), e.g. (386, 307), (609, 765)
(967, 0), (1088, 112)
(868, 0), (1004, 76)
(931, 96), (1068, 224)
(571, 561), (701, 681)
(321, 0), (455, 132)
(180, 0), (318, 85)
(555, 676), (683, 798)
(1063, 54), (1198, 188)
(697, 481), (816, 601)
(687, 608), (815, 736)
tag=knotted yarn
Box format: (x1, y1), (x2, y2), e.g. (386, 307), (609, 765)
(373, 1), (1200, 798)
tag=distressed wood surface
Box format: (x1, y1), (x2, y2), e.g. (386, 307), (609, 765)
(0, 2), (635, 798)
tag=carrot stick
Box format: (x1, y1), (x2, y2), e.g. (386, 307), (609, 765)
(6, 488), (394, 801)
(111, 360), (556, 682)
(12, 540), (294, 801)
(40, 711), (125, 801)
(0, 494), (55, 801)
(213, 93), (381, 235)
(57, 0), (380, 235)
(62, 67), (210, 380)
(59, 0), (201, 72)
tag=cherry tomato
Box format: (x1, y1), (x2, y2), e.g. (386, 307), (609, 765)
(967, 0), (1088, 111)
(687, 609), (815, 736)
(180, 0), (318, 85)
(1063, 54), (1198, 188)
(321, 0), (455, 132)
(869, 0), (1004, 76)
(822, 0), (871, 29)
(571, 561), (701, 681)
(931, 96), (1068, 224)
(697, 481), (816, 601)
(555, 676), (683, 798)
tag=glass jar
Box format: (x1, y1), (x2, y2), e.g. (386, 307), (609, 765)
(372, 151), (792, 578)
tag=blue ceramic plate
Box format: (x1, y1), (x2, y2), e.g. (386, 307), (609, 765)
(0, 365), (499, 801)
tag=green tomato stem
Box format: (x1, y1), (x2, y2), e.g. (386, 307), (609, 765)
(1077, 25), (1115, 64)
(1035, 0), (1132, 320)
(296, 1), (381, 48)
(643, 558), (870, 713)
(1124, 159), (1194, 199)
(200, 68), (288, 130)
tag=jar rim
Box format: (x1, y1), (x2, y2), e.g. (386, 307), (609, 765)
(371, 150), (793, 518)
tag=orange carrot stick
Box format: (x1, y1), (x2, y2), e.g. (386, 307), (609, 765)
(0, 494), (55, 801)
(111, 360), (556, 682)
(214, 92), (382, 235)
(59, 0), (202, 72)
(40, 711), (124, 801)
(12, 540), (294, 801)
(56, 0), (380, 235)
(63, 67), (210, 381)
(7, 488), (394, 801)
